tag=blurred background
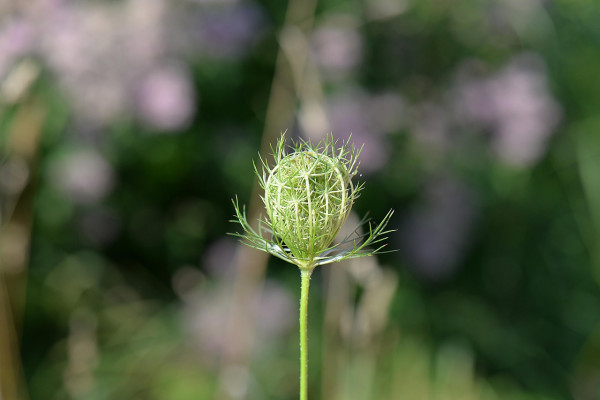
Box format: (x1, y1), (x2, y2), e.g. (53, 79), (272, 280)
(1, 0), (600, 399)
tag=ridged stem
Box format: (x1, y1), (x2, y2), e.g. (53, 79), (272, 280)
(299, 267), (312, 400)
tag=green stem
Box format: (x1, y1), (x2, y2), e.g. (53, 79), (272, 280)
(299, 267), (312, 400)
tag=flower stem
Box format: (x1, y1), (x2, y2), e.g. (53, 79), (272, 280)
(299, 267), (312, 400)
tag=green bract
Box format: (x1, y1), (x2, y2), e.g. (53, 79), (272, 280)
(232, 133), (393, 270)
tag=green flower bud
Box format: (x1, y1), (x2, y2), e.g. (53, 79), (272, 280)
(264, 148), (355, 262)
(232, 133), (393, 270)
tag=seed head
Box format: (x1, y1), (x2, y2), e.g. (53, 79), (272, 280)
(264, 140), (359, 262)
(232, 133), (393, 270)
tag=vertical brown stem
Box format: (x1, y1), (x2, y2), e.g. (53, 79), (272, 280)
(0, 98), (44, 400)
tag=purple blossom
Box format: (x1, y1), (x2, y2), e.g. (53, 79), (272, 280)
(453, 54), (561, 167)
(35, 0), (170, 124)
(135, 64), (196, 132)
(202, 237), (238, 279)
(191, 2), (265, 60)
(4, 0), (205, 127)
(181, 277), (294, 360)
(306, 90), (404, 173)
(399, 176), (479, 281)
(311, 16), (364, 80)
(0, 18), (36, 78)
